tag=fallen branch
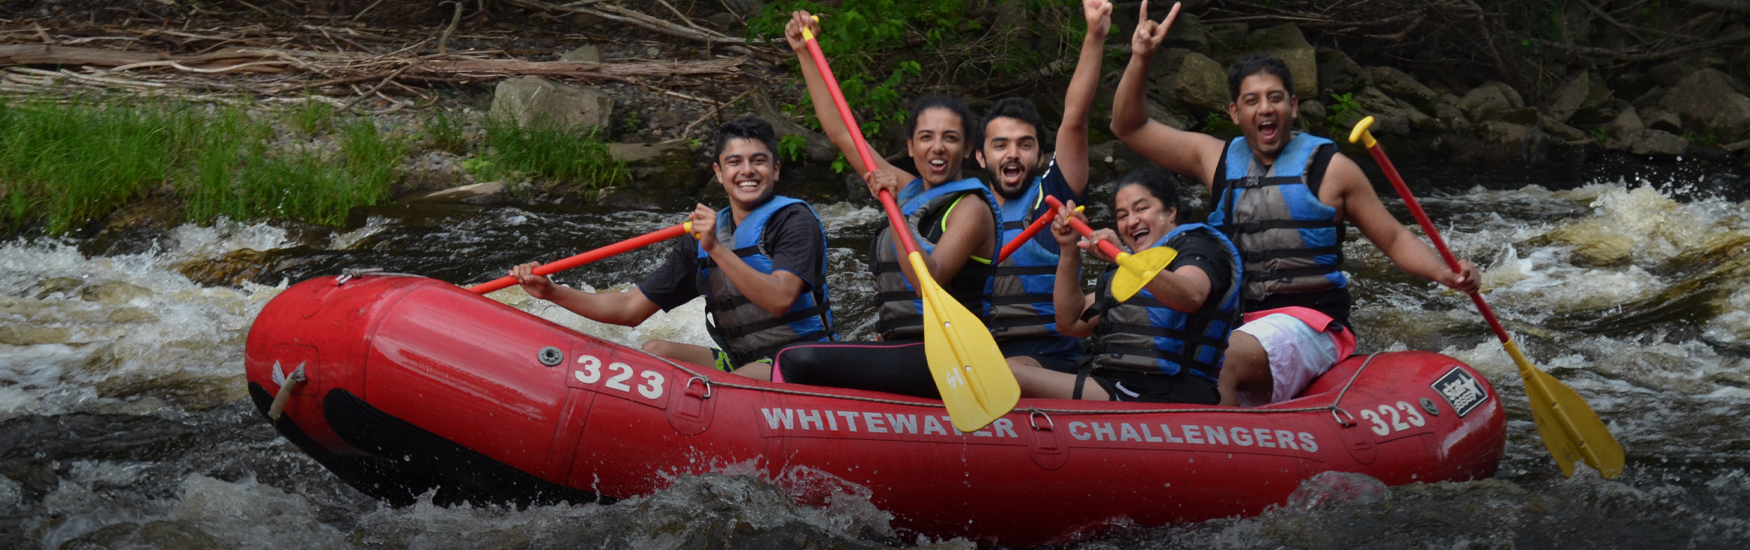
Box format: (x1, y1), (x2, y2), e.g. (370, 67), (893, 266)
(501, 0), (767, 46)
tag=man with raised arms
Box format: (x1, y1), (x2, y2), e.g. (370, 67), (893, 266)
(1110, 2), (1481, 406)
(978, 0), (1112, 373)
(765, 11), (999, 397)
(509, 115), (837, 377)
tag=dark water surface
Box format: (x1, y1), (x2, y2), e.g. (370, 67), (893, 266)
(2, 155), (1748, 549)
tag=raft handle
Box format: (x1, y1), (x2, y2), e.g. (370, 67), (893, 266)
(1331, 407), (1356, 428)
(685, 376), (713, 399)
(268, 361), (307, 421)
(1028, 409), (1054, 431)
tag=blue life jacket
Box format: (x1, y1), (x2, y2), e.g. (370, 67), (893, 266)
(1207, 132), (1351, 324)
(1088, 224), (1242, 381)
(987, 176), (1074, 344)
(697, 196), (836, 364)
(871, 177), (998, 341)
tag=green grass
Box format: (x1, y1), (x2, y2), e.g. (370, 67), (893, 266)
(423, 111), (467, 154)
(0, 97), (407, 234)
(477, 116), (629, 196)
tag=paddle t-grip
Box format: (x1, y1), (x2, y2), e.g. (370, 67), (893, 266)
(1043, 195), (1125, 261)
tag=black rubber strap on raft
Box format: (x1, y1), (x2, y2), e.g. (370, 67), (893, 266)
(712, 302), (833, 338)
(992, 265), (1057, 276)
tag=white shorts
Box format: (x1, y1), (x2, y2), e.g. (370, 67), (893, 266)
(1234, 313), (1341, 407)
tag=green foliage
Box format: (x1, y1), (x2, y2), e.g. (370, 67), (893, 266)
(287, 99), (335, 135)
(480, 117), (630, 196)
(424, 111), (467, 154)
(1326, 92), (1362, 135)
(1589, 126), (1608, 142)
(777, 133), (808, 162)
(1202, 111), (1240, 136)
(748, 1), (1024, 144)
(0, 97), (406, 235)
(1683, 131), (1718, 146)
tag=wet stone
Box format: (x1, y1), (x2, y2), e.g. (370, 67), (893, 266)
(0, 325), (72, 346)
(34, 277), (82, 298)
(79, 281), (152, 305)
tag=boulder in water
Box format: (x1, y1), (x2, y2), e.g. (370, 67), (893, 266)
(1368, 66), (1441, 113)
(1628, 128), (1689, 156)
(1547, 71), (1614, 124)
(1316, 48), (1366, 97)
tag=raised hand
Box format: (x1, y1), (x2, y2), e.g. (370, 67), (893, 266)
(510, 262), (555, 300)
(1083, 0), (1113, 40)
(688, 204), (719, 253)
(784, 10), (820, 53)
(1080, 228), (1126, 256)
(864, 169), (904, 201)
(1052, 200), (1085, 248)
(1131, 1), (1181, 58)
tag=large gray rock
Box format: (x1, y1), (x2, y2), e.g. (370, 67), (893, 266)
(1368, 66), (1441, 113)
(1316, 48), (1366, 96)
(1605, 107), (1643, 149)
(1628, 129), (1689, 156)
(1640, 107), (1683, 133)
(1155, 52), (1232, 112)
(1459, 85), (1514, 122)
(1660, 69), (1750, 141)
(1470, 121), (1549, 162)
(560, 45), (602, 63)
(1479, 81), (1524, 108)
(1395, 98), (1438, 131)
(1240, 24), (1317, 100)
(1352, 86), (1410, 135)
(1539, 113), (1590, 144)
(1650, 56), (1722, 87)
(1164, 13), (1209, 52)
(1205, 22), (1248, 55)
(490, 77), (613, 132)
(1298, 99), (1327, 131)
(1546, 71), (1613, 124)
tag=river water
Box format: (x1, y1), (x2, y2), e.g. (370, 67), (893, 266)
(2, 155), (1747, 548)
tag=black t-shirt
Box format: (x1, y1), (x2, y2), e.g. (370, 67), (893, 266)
(1163, 229), (1235, 304)
(638, 202), (827, 311)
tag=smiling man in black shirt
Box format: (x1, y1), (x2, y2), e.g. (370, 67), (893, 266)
(509, 116), (837, 375)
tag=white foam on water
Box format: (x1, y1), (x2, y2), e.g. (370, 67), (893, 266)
(812, 202), (885, 235)
(0, 228), (288, 414)
(0, 475), (19, 510)
(1705, 286), (1750, 343)
(168, 474), (348, 549)
(484, 282), (715, 351)
(328, 216), (392, 250)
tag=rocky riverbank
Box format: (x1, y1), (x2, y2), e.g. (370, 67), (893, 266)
(2, 0), (1746, 228)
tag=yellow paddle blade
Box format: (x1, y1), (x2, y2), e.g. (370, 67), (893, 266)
(1111, 246), (1179, 301)
(910, 252), (1019, 433)
(1506, 340), (1625, 479)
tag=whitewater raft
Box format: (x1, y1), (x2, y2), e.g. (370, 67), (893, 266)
(245, 273), (1505, 546)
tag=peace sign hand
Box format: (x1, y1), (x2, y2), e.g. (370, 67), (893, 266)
(1131, 1), (1182, 58)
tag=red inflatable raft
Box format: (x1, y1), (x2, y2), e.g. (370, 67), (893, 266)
(245, 274), (1505, 546)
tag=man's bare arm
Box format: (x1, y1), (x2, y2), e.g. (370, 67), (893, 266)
(1327, 155), (1480, 292)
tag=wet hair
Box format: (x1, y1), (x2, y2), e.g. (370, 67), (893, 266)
(714, 114), (778, 161)
(1113, 169), (1183, 223)
(978, 97), (1045, 148)
(1227, 54), (1296, 101)
(903, 95), (973, 142)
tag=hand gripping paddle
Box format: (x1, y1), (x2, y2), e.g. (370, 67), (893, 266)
(471, 221), (693, 294)
(800, 18), (1017, 432)
(1350, 116), (1624, 479)
(1043, 196), (1177, 301)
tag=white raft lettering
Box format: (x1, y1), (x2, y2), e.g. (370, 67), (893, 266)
(1159, 424), (1185, 443)
(1183, 425), (1204, 444)
(837, 411), (860, 432)
(1092, 422), (1116, 441)
(923, 415), (949, 435)
(763, 408), (795, 430)
(1255, 428), (1275, 448)
(825, 410), (838, 431)
(885, 413), (918, 435)
(863, 412), (887, 433)
(1120, 423), (1143, 442)
(1140, 424), (1164, 442)
(798, 410), (824, 431)
(993, 419), (1017, 438)
(1069, 422), (1091, 441)
(1276, 430), (1298, 450)
(1299, 432), (1319, 452)
(1203, 426), (1228, 445)
(1233, 428), (1253, 446)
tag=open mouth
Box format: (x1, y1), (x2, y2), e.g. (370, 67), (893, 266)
(1257, 119), (1280, 143)
(928, 158), (948, 172)
(999, 161), (1025, 184)
(1128, 225), (1151, 248)
(734, 178), (762, 191)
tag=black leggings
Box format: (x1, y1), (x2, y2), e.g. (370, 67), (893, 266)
(772, 340), (940, 399)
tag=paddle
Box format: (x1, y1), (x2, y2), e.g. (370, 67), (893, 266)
(996, 206), (1060, 264)
(799, 17), (1017, 432)
(1043, 195), (1177, 301)
(469, 221), (693, 294)
(1348, 116), (1624, 479)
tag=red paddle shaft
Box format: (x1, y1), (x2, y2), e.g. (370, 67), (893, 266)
(1043, 195), (1124, 261)
(469, 222), (691, 294)
(1363, 145), (1507, 339)
(800, 27), (922, 256)
(996, 207), (1059, 264)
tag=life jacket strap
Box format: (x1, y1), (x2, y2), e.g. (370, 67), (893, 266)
(1093, 344), (1221, 377)
(1223, 219), (1342, 234)
(988, 313), (1056, 330)
(711, 301), (833, 339)
(1105, 322), (1230, 350)
(1240, 245), (1343, 262)
(1243, 263), (1343, 282)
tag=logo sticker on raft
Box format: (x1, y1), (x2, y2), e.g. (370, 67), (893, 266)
(757, 408), (1321, 454)
(1433, 367), (1488, 418)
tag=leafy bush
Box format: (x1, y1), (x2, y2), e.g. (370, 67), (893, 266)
(479, 117), (629, 196)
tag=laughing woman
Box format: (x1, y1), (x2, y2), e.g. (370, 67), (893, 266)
(1008, 170), (1240, 404)
(765, 11), (999, 397)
